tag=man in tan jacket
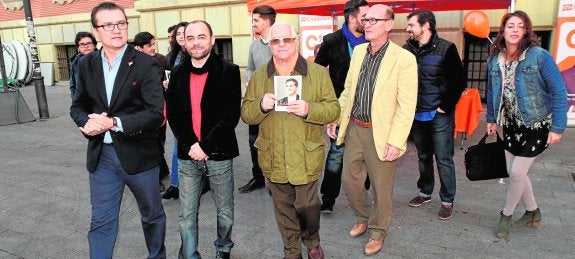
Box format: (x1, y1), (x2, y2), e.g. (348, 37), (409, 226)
(328, 4), (418, 256)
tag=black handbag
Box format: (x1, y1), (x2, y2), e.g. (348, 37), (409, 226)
(464, 132), (509, 181)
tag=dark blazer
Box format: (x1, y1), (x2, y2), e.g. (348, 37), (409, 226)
(315, 29), (350, 98)
(165, 51), (241, 161)
(70, 45), (165, 174)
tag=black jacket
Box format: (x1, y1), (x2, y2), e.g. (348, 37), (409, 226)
(315, 29), (350, 98)
(166, 51), (241, 161)
(70, 45), (165, 174)
(403, 33), (466, 113)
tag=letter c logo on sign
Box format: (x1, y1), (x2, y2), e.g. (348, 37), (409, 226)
(306, 35), (319, 50)
(567, 29), (575, 48)
(556, 21), (575, 68)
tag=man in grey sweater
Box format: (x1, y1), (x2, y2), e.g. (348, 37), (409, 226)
(239, 5), (277, 193)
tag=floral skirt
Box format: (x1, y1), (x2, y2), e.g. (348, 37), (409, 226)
(502, 119), (550, 157)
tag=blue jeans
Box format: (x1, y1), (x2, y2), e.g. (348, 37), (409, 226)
(178, 159), (234, 258)
(411, 112), (456, 204)
(170, 139), (179, 187)
(89, 144), (166, 259)
(320, 128), (344, 206)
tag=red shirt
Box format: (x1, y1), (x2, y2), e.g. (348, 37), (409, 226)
(190, 72), (208, 140)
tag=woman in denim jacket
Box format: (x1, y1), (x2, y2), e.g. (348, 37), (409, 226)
(486, 11), (567, 240)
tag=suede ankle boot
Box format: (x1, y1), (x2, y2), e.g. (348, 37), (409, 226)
(513, 208), (541, 228)
(495, 211), (512, 239)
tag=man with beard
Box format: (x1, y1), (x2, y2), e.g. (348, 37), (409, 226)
(314, 0), (369, 214)
(239, 5), (277, 194)
(165, 20), (241, 259)
(403, 10), (465, 220)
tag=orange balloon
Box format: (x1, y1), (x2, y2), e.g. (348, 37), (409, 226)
(464, 11), (490, 38)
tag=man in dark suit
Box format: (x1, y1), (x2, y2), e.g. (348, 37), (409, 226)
(314, 0), (369, 213)
(70, 2), (166, 258)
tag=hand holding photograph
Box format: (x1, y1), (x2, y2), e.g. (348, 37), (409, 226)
(274, 75), (302, 112)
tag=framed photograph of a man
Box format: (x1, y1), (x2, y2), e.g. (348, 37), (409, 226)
(274, 75), (302, 111)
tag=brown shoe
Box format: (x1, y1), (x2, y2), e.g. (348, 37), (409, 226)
(364, 239), (383, 256)
(438, 204), (453, 220)
(307, 245), (324, 259)
(349, 223), (367, 238)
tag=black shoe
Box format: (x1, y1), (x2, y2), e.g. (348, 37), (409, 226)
(238, 177), (265, 193)
(215, 251), (230, 259)
(162, 186), (179, 199)
(320, 203), (333, 214)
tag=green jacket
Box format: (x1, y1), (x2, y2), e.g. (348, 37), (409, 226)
(241, 55), (340, 185)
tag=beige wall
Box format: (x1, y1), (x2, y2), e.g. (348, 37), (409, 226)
(0, 0), (562, 81)
(137, 2), (298, 68)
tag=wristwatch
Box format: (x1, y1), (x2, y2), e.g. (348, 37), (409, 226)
(111, 117), (118, 131)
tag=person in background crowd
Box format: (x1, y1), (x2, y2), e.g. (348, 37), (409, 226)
(403, 10), (466, 220)
(486, 10), (567, 240)
(314, 0), (370, 214)
(133, 31), (168, 73)
(69, 31), (97, 99)
(166, 20), (241, 259)
(241, 22), (339, 259)
(70, 2), (166, 258)
(239, 5), (277, 194)
(163, 21), (190, 200)
(167, 22), (190, 69)
(329, 4), (417, 256)
(133, 31), (170, 191)
(164, 24), (177, 60)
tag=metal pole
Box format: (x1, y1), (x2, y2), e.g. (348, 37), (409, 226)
(23, 0), (49, 119)
(0, 35), (9, 92)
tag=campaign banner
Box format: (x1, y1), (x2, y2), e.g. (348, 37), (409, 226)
(553, 0), (575, 126)
(299, 15), (336, 61)
(553, 0), (575, 71)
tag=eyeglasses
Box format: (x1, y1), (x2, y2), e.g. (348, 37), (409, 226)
(270, 37), (297, 45)
(95, 21), (129, 32)
(360, 18), (391, 25)
(78, 42), (94, 48)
